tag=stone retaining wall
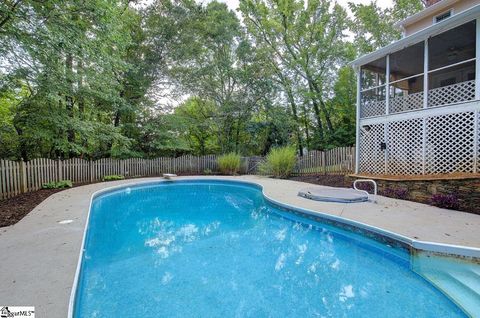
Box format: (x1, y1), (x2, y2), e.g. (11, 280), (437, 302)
(345, 176), (480, 214)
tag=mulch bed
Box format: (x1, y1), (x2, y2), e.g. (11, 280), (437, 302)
(0, 175), (182, 228)
(0, 188), (67, 227)
(289, 175), (349, 188)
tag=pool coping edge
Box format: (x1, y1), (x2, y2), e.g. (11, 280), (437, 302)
(66, 178), (480, 318)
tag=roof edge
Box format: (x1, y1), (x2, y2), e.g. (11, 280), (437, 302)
(350, 3), (480, 68)
(394, 0), (460, 28)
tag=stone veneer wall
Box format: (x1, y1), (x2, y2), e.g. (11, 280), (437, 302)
(345, 176), (480, 214)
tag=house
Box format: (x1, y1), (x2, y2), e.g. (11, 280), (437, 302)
(351, 0), (480, 177)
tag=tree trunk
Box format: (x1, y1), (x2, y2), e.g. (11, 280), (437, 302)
(14, 125), (28, 161)
(0, 0), (22, 30)
(307, 81), (324, 145)
(65, 53), (75, 150)
(77, 60), (85, 118)
(307, 74), (334, 132)
(285, 87), (304, 156)
(114, 111), (120, 127)
(302, 104), (311, 150)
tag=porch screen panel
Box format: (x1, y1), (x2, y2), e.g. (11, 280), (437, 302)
(389, 42), (425, 114)
(360, 57), (387, 118)
(428, 20), (476, 107)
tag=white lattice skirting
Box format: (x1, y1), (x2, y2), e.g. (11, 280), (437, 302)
(359, 103), (480, 176)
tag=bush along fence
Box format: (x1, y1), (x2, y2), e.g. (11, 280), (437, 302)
(0, 147), (355, 200)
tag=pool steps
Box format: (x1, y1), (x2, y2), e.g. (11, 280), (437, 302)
(413, 254), (480, 316)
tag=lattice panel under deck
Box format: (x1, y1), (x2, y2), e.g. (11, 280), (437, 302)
(361, 100), (386, 118)
(428, 80), (475, 108)
(387, 119), (423, 175)
(389, 91), (424, 114)
(425, 112), (476, 174)
(359, 124), (385, 174)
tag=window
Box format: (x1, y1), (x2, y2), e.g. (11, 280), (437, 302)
(434, 10), (452, 23)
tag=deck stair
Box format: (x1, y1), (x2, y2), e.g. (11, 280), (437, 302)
(412, 253), (480, 317)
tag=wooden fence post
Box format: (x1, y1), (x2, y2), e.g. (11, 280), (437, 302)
(323, 151), (327, 175)
(19, 160), (27, 193)
(89, 160), (93, 183)
(57, 158), (63, 181)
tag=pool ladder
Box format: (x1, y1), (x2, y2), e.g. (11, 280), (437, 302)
(353, 179), (377, 203)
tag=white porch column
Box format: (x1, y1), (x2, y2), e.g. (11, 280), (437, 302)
(423, 39), (429, 108)
(476, 18), (480, 100)
(355, 67), (361, 174)
(385, 55), (390, 115)
(422, 39), (429, 174)
(384, 55), (390, 174)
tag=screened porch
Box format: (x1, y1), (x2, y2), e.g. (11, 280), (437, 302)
(354, 17), (480, 176)
(359, 20), (477, 119)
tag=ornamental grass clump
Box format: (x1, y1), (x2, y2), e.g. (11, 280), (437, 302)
(217, 153), (241, 175)
(260, 146), (297, 178)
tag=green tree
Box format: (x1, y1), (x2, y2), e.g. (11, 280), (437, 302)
(349, 0), (423, 54)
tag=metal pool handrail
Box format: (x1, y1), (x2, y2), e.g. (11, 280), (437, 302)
(353, 179), (377, 203)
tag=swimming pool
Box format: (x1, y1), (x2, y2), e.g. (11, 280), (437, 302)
(72, 180), (466, 317)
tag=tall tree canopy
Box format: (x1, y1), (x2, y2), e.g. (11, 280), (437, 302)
(0, 0), (423, 160)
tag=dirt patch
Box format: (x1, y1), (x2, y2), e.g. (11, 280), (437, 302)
(289, 175), (349, 188)
(0, 188), (68, 227)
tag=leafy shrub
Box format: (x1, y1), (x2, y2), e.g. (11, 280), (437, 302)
(260, 146), (297, 178)
(382, 187), (409, 199)
(103, 175), (125, 181)
(217, 153), (241, 175)
(42, 181), (56, 189)
(42, 180), (73, 189)
(431, 194), (460, 210)
(203, 168), (213, 175)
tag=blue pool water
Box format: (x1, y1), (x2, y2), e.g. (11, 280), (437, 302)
(73, 180), (465, 317)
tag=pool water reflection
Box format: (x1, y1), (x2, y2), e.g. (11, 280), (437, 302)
(73, 181), (465, 317)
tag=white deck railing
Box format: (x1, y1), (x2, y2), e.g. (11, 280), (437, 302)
(360, 80), (476, 119)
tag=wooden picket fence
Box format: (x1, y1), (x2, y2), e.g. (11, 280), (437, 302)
(294, 147), (356, 176)
(0, 147), (355, 200)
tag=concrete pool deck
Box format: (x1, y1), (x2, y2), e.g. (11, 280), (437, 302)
(1, 175), (480, 317)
